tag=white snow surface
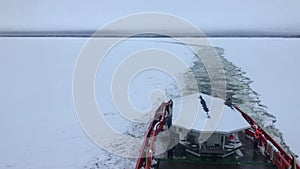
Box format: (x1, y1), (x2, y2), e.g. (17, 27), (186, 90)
(0, 37), (299, 169)
(172, 93), (250, 133)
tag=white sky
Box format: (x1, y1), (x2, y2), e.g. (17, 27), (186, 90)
(1, 0), (300, 34)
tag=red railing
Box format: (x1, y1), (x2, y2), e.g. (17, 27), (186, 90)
(234, 105), (300, 169)
(135, 120), (155, 169)
(135, 101), (171, 169)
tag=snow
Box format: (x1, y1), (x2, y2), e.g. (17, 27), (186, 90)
(1, 37), (299, 169)
(171, 93), (250, 133)
(210, 38), (300, 157)
(0, 38), (101, 169)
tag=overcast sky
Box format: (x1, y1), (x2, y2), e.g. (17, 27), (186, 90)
(1, 0), (300, 35)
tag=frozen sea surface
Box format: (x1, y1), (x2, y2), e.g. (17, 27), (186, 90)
(1, 37), (299, 169)
(87, 38), (297, 168)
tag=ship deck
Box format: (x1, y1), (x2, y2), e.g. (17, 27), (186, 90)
(156, 132), (277, 169)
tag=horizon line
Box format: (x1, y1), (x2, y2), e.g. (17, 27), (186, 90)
(1, 30), (300, 38)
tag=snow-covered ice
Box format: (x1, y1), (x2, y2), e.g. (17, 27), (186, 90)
(1, 37), (299, 169)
